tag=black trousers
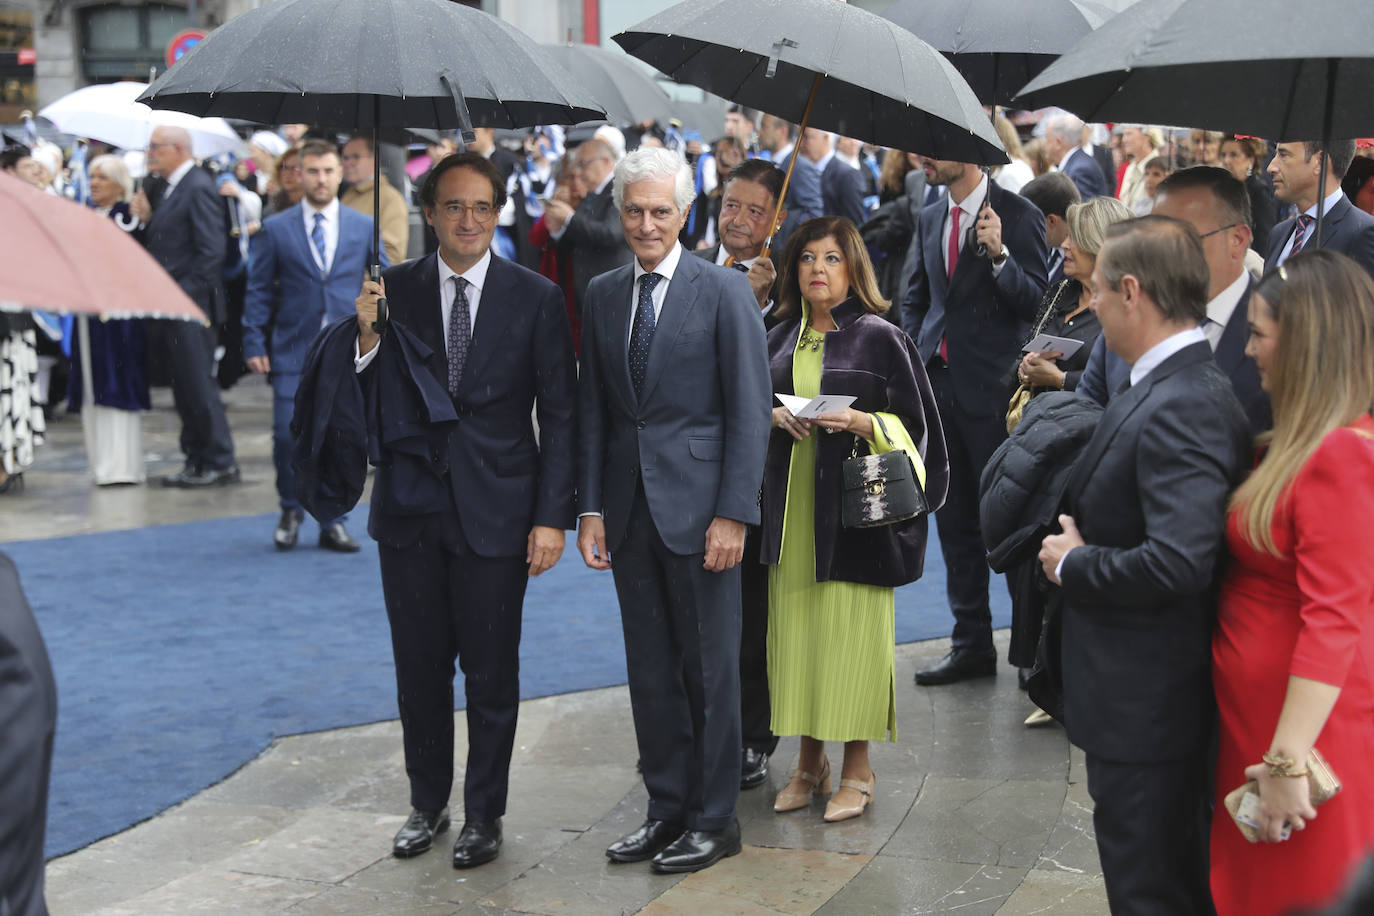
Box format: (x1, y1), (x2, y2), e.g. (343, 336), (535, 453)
(1085, 751), (1214, 916)
(611, 487), (742, 831)
(928, 365), (1009, 655)
(145, 318), (235, 471)
(378, 508), (528, 822)
(740, 526), (776, 755)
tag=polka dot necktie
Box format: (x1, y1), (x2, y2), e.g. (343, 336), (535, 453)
(447, 276), (471, 396)
(629, 272), (661, 397)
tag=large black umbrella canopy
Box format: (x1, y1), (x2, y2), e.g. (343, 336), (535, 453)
(138, 0), (605, 328)
(1016, 0), (1374, 243)
(542, 43), (677, 126)
(613, 0), (1007, 165)
(880, 0), (1137, 106)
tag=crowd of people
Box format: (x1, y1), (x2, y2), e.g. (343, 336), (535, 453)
(4, 99), (1374, 916)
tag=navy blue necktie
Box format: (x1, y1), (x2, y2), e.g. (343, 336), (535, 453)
(311, 212), (327, 276)
(629, 272), (661, 396)
(1289, 213), (1315, 257)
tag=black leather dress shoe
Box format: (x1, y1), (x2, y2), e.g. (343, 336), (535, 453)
(740, 748), (769, 789)
(274, 509), (304, 551)
(162, 465), (241, 488)
(451, 819), (502, 868)
(606, 818), (684, 863)
(650, 819), (742, 874)
(318, 522), (361, 553)
(392, 807), (449, 858)
(914, 648), (998, 686)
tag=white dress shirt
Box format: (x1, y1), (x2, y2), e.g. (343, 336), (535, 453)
(942, 174), (1007, 276)
(1129, 326), (1208, 388)
(715, 245), (774, 316)
(628, 241), (683, 344)
(159, 158), (195, 200)
(1274, 188), (1346, 266)
(1202, 270), (1249, 350)
(353, 248), (492, 371)
(301, 197), (340, 275)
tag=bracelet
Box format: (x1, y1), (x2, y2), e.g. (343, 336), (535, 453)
(1262, 750), (1310, 778)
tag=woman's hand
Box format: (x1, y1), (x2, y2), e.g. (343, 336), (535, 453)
(1244, 760), (1318, 843)
(1019, 351), (1065, 389)
(813, 408), (874, 441)
(772, 406), (812, 441)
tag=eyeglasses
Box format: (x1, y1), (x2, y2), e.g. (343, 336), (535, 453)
(1198, 223), (1237, 240)
(437, 202), (495, 222)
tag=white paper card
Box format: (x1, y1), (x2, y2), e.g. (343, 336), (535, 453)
(1023, 334), (1084, 359)
(775, 393), (856, 419)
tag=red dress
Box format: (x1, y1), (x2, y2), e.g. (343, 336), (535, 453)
(1211, 416), (1374, 916)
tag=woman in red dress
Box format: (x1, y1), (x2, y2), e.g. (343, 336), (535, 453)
(1211, 250), (1374, 916)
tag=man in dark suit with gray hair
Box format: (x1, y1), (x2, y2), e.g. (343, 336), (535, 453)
(1040, 216), (1250, 915)
(577, 146), (771, 875)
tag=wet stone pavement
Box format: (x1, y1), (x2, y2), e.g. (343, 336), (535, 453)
(6, 383), (1108, 914)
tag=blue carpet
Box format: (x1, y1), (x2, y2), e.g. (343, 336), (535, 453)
(5, 509), (1008, 859)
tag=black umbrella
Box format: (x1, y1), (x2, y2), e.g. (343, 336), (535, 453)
(138, 0), (605, 327)
(880, 0), (1135, 106)
(1016, 0), (1374, 243)
(542, 43), (677, 126)
(614, 0), (1005, 256)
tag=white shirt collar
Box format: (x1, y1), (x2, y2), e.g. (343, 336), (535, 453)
(634, 241), (683, 285)
(813, 151), (834, 173)
(163, 158), (195, 191)
(949, 173), (989, 222)
(1304, 188), (1346, 220)
(438, 247), (492, 295)
(1129, 327), (1208, 387)
(1205, 269), (1249, 331)
(715, 245), (758, 268)
(303, 197), (339, 223)
(594, 170), (614, 196)
(1056, 146), (1078, 172)
(777, 141), (796, 163)
(835, 151), (860, 170)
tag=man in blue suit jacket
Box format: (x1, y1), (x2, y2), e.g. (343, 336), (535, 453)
(353, 152), (577, 869)
(578, 148), (771, 875)
(757, 115), (823, 253)
(244, 139), (385, 553)
(1044, 112), (1110, 202)
(901, 157), (1049, 685)
(1264, 139), (1374, 277)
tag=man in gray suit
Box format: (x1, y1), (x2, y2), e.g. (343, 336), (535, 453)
(543, 138), (633, 316)
(577, 147), (771, 875)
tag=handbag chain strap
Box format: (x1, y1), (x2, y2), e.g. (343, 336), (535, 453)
(1025, 279), (1071, 348)
(850, 412), (898, 459)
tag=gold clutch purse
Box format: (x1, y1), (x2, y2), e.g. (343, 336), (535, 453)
(1223, 748), (1342, 843)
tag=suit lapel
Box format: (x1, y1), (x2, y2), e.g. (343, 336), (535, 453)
(411, 254), (446, 383)
(462, 255), (515, 386)
(286, 204), (318, 274)
(1213, 280), (1253, 376)
(638, 251), (700, 403)
(924, 207), (949, 300)
(324, 208), (356, 280)
(602, 267), (636, 410)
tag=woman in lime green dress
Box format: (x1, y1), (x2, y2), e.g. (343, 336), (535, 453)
(759, 217), (948, 822)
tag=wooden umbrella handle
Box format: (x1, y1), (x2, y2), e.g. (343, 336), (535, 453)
(761, 73), (822, 261)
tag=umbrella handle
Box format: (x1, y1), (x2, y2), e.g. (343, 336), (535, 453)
(372, 263), (387, 333)
(762, 72), (823, 261)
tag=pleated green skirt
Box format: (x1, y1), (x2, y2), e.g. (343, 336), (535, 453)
(767, 332), (896, 743)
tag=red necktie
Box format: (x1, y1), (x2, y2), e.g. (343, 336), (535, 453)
(940, 206), (961, 364)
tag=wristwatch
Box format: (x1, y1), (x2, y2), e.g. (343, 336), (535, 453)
(991, 245), (1009, 266)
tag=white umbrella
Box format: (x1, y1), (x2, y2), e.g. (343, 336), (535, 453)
(39, 82), (244, 159)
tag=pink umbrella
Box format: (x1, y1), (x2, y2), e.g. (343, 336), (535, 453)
(0, 171), (205, 322)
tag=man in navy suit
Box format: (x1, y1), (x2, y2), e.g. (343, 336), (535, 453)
(757, 115), (823, 253)
(1265, 139), (1374, 276)
(1044, 112), (1109, 202)
(901, 156), (1048, 685)
(799, 128), (867, 226)
(130, 125), (238, 487)
(1079, 167), (1271, 436)
(244, 139), (382, 552)
(1020, 171), (1081, 289)
(353, 152), (577, 869)
(578, 147), (770, 875)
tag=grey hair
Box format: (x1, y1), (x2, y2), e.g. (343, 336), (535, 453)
(1046, 112), (1085, 144)
(89, 153), (133, 201)
(612, 147), (695, 214)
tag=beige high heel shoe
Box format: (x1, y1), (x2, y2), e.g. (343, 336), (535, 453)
(774, 757), (831, 812)
(823, 772), (875, 822)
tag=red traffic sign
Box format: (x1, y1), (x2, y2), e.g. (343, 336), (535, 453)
(165, 29), (208, 68)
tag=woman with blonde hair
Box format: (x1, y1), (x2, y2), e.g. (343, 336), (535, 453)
(1210, 250), (1374, 916)
(67, 153), (150, 485)
(761, 216), (946, 823)
(991, 112), (1034, 193)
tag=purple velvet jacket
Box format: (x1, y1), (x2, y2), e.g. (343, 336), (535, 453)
(760, 298), (949, 587)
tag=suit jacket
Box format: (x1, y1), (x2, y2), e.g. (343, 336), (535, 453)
(1059, 341), (1250, 763)
(1061, 147), (1110, 201)
(1264, 192), (1374, 278)
(821, 157), (868, 226)
(141, 164), (228, 323)
(243, 202), (383, 375)
(691, 245), (781, 329)
(901, 180), (1050, 417)
(366, 253), (578, 556)
(1077, 278), (1271, 435)
(1091, 144), (1116, 195)
(0, 553), (56, 916)
(774, 149), (824, 224)
(577, 247), (771, 555)
(559, 183), (633, 311)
